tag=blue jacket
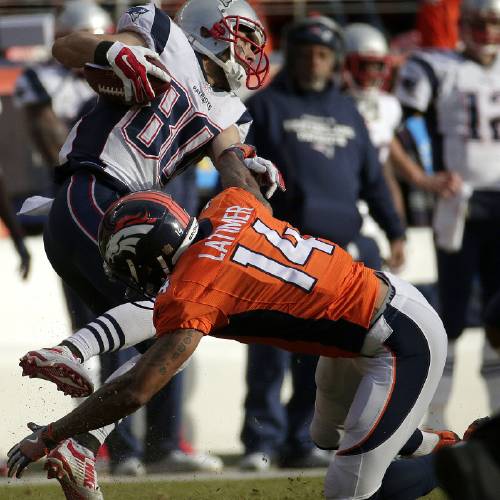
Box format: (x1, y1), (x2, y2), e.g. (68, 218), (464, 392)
(246, 70), (405, 247)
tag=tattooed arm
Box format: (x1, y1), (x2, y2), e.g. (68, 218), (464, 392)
(49, 330), (203, 442)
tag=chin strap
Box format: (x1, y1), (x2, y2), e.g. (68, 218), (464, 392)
(172, 217), (199, 266)
(188, 35), (246, 92)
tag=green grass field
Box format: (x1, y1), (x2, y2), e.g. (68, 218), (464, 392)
(0, 479), (447, 500)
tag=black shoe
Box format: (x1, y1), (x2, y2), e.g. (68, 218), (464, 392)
(279, 448), (331, 469)
(436, 440), (500, 500)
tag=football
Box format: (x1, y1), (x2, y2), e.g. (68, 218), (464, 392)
(83, 56), (171, 105)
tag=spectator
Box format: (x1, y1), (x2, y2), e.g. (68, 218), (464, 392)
(395, 0), (500, 428)
(238, 16), (406, 471)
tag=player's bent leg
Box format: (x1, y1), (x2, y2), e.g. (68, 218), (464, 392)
(19, 346), (93, 398)
(63, 301), (155, 362)
(19, 302), (155, 397)
(323, 273), (447, 499)
(311, 357), (361, 450)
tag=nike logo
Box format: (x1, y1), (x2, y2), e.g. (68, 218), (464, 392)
(25, 437), (39, 444)
(120, 54), (139, 76)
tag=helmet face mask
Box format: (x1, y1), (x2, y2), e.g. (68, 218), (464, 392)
(98, 192), (198, 298)
(345, 54), (391, 89)
(175, 0), (269, 91)
(343, 23), (391, 90)
(207, 15), (269, 90)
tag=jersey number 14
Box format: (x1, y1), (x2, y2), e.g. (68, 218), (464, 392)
(231, 219), (335, 293)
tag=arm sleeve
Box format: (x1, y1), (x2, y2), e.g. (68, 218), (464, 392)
(14, 68), (51, 107)
(154, 289), (227, 337)
(236, 109), (253, 143)
(358, 114), (406, 241)
(395, 56), (434, 113)
(117, 4), (171, 55)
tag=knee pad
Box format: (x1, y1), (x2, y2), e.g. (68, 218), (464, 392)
(310, 416), (343, 450)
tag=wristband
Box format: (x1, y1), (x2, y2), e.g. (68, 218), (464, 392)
(42, 424), (59, 449)
(223, 144), (256, 161)
(94, 41), (114, 66)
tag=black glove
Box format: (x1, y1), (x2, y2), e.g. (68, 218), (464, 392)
(7, 422), (58, 478)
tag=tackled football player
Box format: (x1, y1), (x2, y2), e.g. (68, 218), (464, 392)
(10, 186), (450, 500)
(14, 0), (283, 491)
(19, 0), (285, 391)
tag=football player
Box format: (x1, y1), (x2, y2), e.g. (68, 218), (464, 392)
(395, 0), (500, 429)
(9, 186), (453, 499)
(343, 23), (457, 207)
(14, 0), (283, 494)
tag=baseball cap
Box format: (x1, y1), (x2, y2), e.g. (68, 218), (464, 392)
(286, 16), (343, 51)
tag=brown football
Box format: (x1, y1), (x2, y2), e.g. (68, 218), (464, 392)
(83, 56), (171, 105)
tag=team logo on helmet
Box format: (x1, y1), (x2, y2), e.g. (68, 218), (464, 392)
(126, 6), (149, 23)
(105, 223), (154, 263)
(219, 0), (235, 9)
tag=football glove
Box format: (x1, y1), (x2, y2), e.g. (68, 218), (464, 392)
(105, 42), (170, 104)
(244, 155), (286, 199)
(7, 422), (58, 478)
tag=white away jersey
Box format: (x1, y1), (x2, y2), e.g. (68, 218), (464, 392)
(60, 3), (251, 191)
(396, 49), (500, 190)
(15, 63), (95, 126)
(353, 90), (401, 164)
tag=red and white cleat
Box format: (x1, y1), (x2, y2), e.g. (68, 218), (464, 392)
(45, 438), (103, 500)
(19, 346), (93, 398)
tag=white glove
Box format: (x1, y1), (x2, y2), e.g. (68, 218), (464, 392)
(244, 156), (286, 199)
(106, 41), (170, 103)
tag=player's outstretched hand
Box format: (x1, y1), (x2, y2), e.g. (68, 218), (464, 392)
(244, 156), (286, 199)
(7, 423), (57, 478)
(106, 42), (170, 104)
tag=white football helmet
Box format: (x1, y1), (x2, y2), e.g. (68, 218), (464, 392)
(343, 23), (391, 90)
(461, 0), (500, 57)
(175, 0), (269, 91)
(57, 0), (113, 36)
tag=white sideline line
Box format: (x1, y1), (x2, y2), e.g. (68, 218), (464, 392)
(0, 469), (325, 487)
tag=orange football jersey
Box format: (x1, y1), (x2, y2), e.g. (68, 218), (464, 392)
(154, 188), (381, 357)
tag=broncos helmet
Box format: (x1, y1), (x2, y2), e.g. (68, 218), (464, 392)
(343, 23), (391, 90)
(175, 0), (269, 91)
(56, 0), (113, 36)
(98, 191), (199, 297)
(461, 0), (500, 57)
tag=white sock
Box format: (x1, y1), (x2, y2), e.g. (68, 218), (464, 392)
(65, 301), (155, 362)
(88, 353), (141, 445)
(412, 431), (440, 456)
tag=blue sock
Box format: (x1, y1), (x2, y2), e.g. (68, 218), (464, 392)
(377, 454), (438, 500)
